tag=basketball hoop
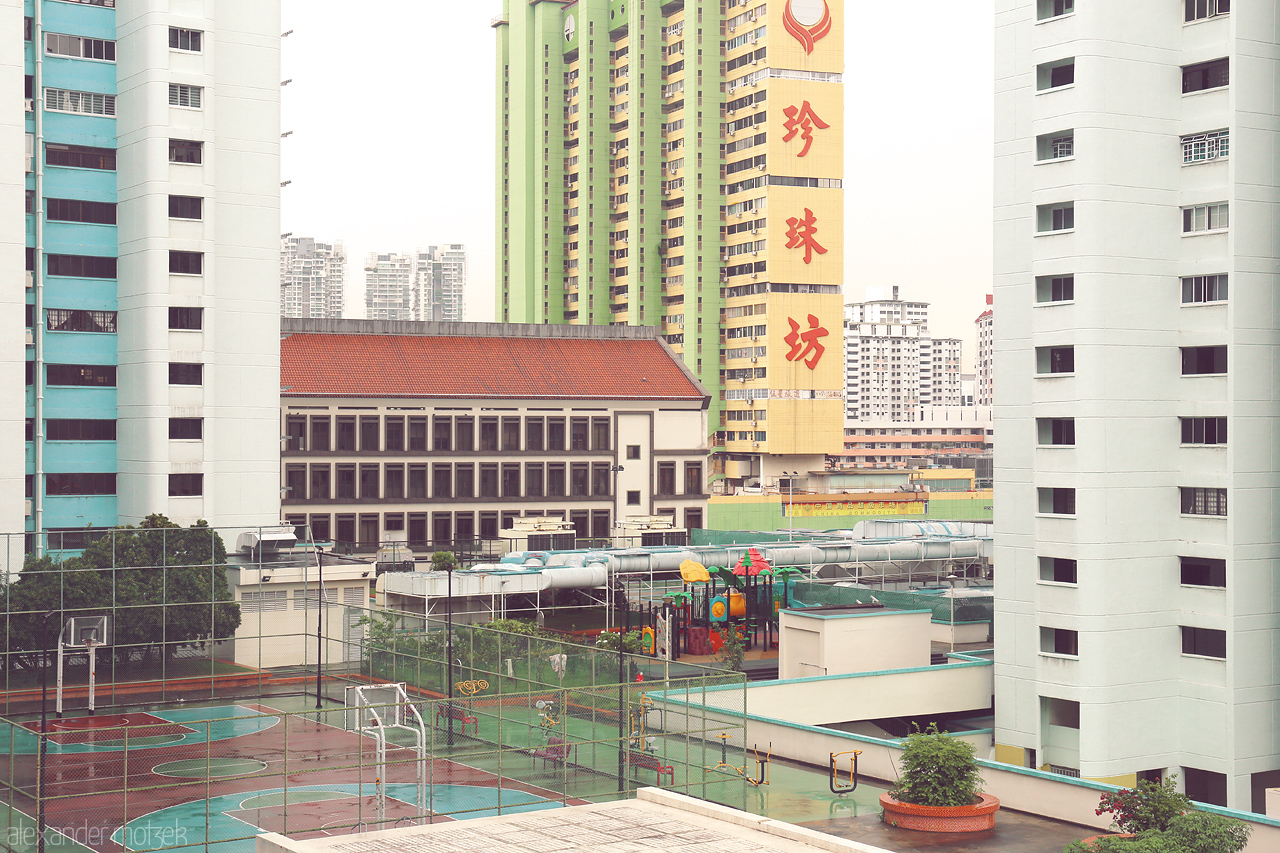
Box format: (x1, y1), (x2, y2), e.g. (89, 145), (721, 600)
(56, 616), (113, 718)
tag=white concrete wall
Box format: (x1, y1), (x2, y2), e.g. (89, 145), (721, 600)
(994, 0), (1280, 808)
(778, 609), (931, 680)
(0, 0), (26, 557)
(115, 0), (281, 531)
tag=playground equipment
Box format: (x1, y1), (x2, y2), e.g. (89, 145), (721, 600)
(705, 731), (771, 787)
(829, 749), (862, 795)
(56, 615), (112, 718)
(344, 683), (428, 825)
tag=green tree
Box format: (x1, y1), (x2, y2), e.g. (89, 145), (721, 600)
(2, 516), (239, 668)
(716, 627), (746, 672)
(890, 723), (984, 807)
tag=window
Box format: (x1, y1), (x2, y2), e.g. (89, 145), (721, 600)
(311, 417), (330, 452)
(1037, 346), (1075, 374)
(626, 444), (641, 460)
(479, 417), (499, 451)
(360, 464), (379, 499)
(46, 198), (116, 225)
(168, 195), (202, 219)
(360, 417), (379, 451)
(570, 418), (589, 450)
(1183, 58), (1228, 93)
(1185, 0), (1229, 21)
(1181, 557), (1226, 588)
(525, 463), (544, 497)
(169, 84), (203, 109)
(46, 309), (116, 333)
(1181, 346), (1227, 375)
(455, 464), (474, 498)
(168, 306), (203, 330)
(169, 27), (203, 51)
(44, 88), (116, 117)
(502, 418), (521, 451)
(47, 364), (115, 386)
(336, 465), (356, 499)
(685, 508), (704, 531)
(546, 463), (567, 496)
(1040, 627), (1079, 656)
(168, 473), (203, 497)
(431, 416), (451, 450)
(384, 417), (404, 451)
(571, 463), (590, 496)
(1181, 487), (1227, 516)
(455, 416), (474, 450)
(1181, 274), (1227, 304)
(503, 464), (521, 497)
(685, 462), (702, 495)
(657, 462), (676, 495)
(408, 465), (427, 498)
(433, 464), (452, 498)
(627, 490), (641, 506)
(169, 418), (202, 439)
(310, 465), (331, 500)
(592, 463), (611, 495)
(592, 418), (611, 450)
(1038, 487), (1076, 515)
(1037, 0), (1073, 19)
(1037, 418), (1075, 446)
(45, 33), (115, 61)
(46, 473), (116, 495)
(168, 362), (203, 385)
(1037, 59), (1075, 91)
(1039, 557), (1077, 584)
(1181, 626), (1226, 658)
(1037, 203), (1074, 232)
(46, 143), (115, 170)
(1035, 275), (1074, 303)
(335, 416), (356, 451)
(1182, 129), (1228, 164)
(170, 251), (203, 274)
(47, 419), (116, 441)
(1181, 417), (1226, 445)
(47, 254), (117, 279)
(407, 416), (427, 451)
(479, 512), (499, 540)
(384, 464), (405, 499)
(1036, 130), (1073, 161)
(169, 139), (203, 163)
(480, 464), (499, 498)
(526, 418), (544, 451)
(548, 418), (566, 450)
(1182, 203), (1228, 233)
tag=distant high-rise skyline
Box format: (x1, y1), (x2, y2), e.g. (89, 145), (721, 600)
(412, 244), (467, 323)
(364, 252), (413, 321)
(281, 236), (347, 319)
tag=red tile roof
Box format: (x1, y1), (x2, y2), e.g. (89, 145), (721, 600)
(281, 332), (707, 401)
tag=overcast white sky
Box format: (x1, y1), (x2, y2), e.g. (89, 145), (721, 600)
(280, 2), (994, 363)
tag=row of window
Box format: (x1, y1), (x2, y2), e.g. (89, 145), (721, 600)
(1037, 56), (1228, 96)
(1038, 486), (1227, 517)
(24, 362), (203, 387)
(23, 306), (202, 333)
(285, 413), (620, 454)
(1042, 556), (1225, 588)
(1039, 625), (1226, 660)
(1035, 274), (1227, 306)
(39, 472), (201, 497)
(34, 251), (204, 278)
(34, 140), (199, 171)
(1036, 345), (1227, 376)
(1036, 202), (1228, 235)
(44, 27), (203, 61)
(22, 418), (201, 442)
(1037, 416), (1226, 447)
(284, 461), (704, 502)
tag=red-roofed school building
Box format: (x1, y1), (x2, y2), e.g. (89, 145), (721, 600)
(279, 319), (711, 556)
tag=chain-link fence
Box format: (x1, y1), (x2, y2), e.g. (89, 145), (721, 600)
(0, 527), (747, 853)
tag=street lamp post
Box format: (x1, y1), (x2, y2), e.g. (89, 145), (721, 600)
(315, 545), (325, 710)
(945, 573), (960, 655)
(38, 610), (57, 853)
(445, 560), (456, 746)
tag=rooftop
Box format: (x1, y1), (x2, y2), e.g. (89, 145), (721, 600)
(280, 320), (707, 402)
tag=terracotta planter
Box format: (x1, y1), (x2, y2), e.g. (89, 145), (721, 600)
(879, 792), (1000, 832)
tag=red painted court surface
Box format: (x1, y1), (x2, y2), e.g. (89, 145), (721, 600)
(5, 703), (585, 853)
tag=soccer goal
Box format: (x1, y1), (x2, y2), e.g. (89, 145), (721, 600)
(343, 683), (427, 824)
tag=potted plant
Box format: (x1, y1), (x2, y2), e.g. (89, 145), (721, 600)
(880, 723), (1000, 832)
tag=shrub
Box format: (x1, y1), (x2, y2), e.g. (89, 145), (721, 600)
(1062, 808), (1252, 853)
(890, 723), (984, 807)
(1096, 776), (1190, 833)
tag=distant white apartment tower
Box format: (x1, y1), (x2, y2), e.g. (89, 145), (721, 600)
(994, 0), (1280, 811)
(975, 295), (993, 406)
(4, 0), (283, 551)
(411, 244), (466, 322)
(281, 237), (346, 319)
(364, 253), (413, 321)
(844, 287), (963, 421)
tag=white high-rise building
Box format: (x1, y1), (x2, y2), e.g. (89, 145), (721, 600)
(844, 287), (963, 422)
(4, 0), (282, 549)
(994, 0), (1280, 811)
(976, 295), (993, 407)
(281, 237), (346, 319)
(412, 244), (466, 323)
(363, 252), (412, 321)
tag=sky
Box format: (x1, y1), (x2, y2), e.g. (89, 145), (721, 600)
(280, 2), (994, 364)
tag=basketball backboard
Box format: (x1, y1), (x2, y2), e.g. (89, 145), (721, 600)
(65, 615), (113, 648)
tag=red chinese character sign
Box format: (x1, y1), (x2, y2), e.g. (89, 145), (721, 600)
(783, 0), (833, 54)
(782, 101), (830, 157)
(785, 207), (828, 264)
(785, 314), (829, 369)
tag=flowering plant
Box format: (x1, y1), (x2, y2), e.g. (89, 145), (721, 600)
(1094, 776), (1190, 833)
